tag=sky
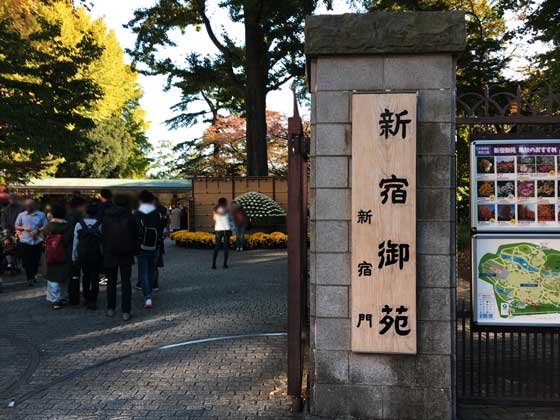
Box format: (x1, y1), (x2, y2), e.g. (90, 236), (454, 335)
(87, 1), (547, 152)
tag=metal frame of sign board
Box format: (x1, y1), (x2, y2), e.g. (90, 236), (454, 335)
(470, 138), (560, 232)
(472, 233), (560, 328)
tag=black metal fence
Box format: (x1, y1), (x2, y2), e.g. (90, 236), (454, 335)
(457, 300), (560, 404)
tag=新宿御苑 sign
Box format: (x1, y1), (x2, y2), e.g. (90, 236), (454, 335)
(473, 234), (560, 326)
(471, 139), (560, 231)
(351, 92), (417, 354)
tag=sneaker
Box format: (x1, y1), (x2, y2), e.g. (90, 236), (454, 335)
(153, 287), (160, 292)
(211, 265), (216, 270)
(223, 264), (229, 269)
(135, 283), (142, 290)
(144, 298), (153, 309)
(52, 301), (64, 310)
(99, 278), (108, 286)
(106, 309), (115, 317)
(122, 313), (131, 321)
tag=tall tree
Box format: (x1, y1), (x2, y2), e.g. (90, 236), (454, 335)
(0, 17), (102, 182)
(127, 0), (326, 176)
(0, 0), (151, 179)
(171, 111), (288, 177)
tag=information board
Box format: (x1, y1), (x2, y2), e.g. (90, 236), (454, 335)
(351, 92), (417, 354)
(471, 139), (560, 231)
(474, 234), (560, 326)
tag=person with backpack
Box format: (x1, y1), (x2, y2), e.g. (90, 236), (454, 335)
(66, 195), (86, 305)
(15, 199), (48, 286)
(102, 194), (138, 321)
(134, 190), (163, 309)
(41, 204), (73, 309)
(72, 204), (102, 310)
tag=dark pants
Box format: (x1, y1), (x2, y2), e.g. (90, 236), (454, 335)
(138, 251), (157, 299)
(212, 230), (230, 267)
(21, 243), (42, 281)
(106, 264), (132, 313)
(82, 265), (100, 304)
(235, 225), (246, 249)
(68, 264), (81, 305)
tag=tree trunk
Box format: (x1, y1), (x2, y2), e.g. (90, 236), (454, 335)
(244, 7), (268, 176)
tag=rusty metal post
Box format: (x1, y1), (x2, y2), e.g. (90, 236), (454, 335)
(287, 93), (306, 411)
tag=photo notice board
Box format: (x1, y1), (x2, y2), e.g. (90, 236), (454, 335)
(351, 92), (417, 354)
(471, 139), (560, 231)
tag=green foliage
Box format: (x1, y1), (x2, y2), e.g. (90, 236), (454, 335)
(0, 0), (151, 181)
(126, 0), (331, 175)
(0, 16), (102, 182)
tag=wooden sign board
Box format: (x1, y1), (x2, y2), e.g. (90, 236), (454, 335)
(351, 92), (417, 354)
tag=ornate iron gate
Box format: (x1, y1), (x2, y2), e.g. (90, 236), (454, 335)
(456, 85), (560, 404)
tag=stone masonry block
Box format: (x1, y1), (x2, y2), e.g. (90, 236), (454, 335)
(381, 386), (424, 420)
(316, 285), (348, 318)
(417, 188), (452, 221)
(417, 221), (451, 255)
(423, 387), (453, 420)
(309, 283), (316, 318)
(317, 56), (384, 91)
(316, 221), (349, 253)
(314, 317), (351, 350)
(417, 320), (452, 355)
(417, 254), (452, 288)
(349, 353), (414, 386)
(314, 350), (349, 384)
(418, 287), (451, 321)
(417, 155), (453, 188)
(417, 122), (454, 155)
(314, 188), (351, 220)
(315, 124), (351, 156)
(414, 355), (452, 388)
(316, 253), (351, 285)
(311, 384), (383, 419)
(384, 54), (453, 90)
(418, 89), (454, 123)
(316, 156), (348, 188)
(316, 91), (350, 123)
(305, 12), (466, 56)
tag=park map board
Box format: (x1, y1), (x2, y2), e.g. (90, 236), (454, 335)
(474, 236), (560, 326)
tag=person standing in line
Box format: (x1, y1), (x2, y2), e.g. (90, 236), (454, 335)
(231, 201), (248, 252)
(15, 199), (48, 286)
(212, 197), (231, 269)
(73, 204), (103, 310)
(65, 196), (86, 305)
(134, 190), (163, 309)
(102, 194), (138, 321)
(42, 204), (73, 309)
(1, 193), (23, 273)
(169, 205), (182, 233)
(96, 189), (112, 287)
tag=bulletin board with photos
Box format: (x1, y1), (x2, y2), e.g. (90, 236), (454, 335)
(471, 139), (560, 231)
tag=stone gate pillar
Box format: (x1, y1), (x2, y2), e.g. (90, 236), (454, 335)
(306, 12), (465, 419)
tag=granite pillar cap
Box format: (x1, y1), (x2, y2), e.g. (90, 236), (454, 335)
(305, 11), (466, 56)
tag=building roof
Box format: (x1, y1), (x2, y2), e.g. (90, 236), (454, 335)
(13, 178), (192, 192)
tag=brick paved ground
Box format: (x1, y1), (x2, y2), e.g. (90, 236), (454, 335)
(0, 242), (298, 420)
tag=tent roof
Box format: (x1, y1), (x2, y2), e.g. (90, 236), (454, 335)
(13, 178), (192, 192)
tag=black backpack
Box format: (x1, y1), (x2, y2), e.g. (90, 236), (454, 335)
(105, 216), (135, 256)
(77, 221), (102, 266)
(138, 211), (161, 252)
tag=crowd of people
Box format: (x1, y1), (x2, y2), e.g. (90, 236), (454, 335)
(0, 189), (169, 320)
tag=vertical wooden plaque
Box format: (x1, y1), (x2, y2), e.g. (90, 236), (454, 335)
(351, 92), (417, 354)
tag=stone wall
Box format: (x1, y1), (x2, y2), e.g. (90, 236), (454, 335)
(307, 12), (465, 420)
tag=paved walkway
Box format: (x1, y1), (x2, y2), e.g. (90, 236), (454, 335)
(0, 242), (296, 420)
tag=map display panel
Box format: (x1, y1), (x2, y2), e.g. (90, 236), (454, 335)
(471, 139), (560, 231)
(474, 235), (560, 326)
